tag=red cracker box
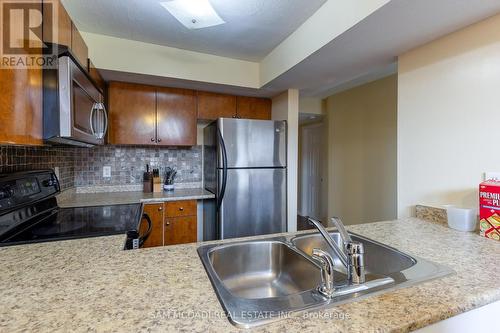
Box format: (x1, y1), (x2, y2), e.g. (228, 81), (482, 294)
(479, 180), (500, 241)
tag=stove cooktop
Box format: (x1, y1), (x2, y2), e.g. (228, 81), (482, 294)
(0, 204), (141, 246)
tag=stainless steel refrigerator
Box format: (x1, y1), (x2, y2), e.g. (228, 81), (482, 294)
(203, 118), (287, 240)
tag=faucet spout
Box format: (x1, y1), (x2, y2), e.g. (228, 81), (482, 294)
(307, 216), (366, 285)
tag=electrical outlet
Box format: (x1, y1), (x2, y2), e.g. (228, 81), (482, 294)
(103, 166), (112, 178)
(484, 172), (500, 181)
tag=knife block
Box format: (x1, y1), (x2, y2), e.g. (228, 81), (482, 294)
(153, 176), (162, 193)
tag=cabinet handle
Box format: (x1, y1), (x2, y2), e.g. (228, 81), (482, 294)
(151, 138), (155, 142)
(166, 221), (170, 226)
(232, 115), (236, 118)
(158, 206), (163, 211)
(237, 115), (241, 119)
(179, 207), (184, 211)
(157, 138), (162, 142)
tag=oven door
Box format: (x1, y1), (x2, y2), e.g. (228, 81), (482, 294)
(58, 56), (107, 145)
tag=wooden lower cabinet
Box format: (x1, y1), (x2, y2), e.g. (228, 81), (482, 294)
(164, 216), (197, 245)
(141, 200), (197, 248)
(141, 203), (164, 248)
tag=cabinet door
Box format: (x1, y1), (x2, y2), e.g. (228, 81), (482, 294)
(0, 1), (43, 146)
(43, 0), (72, 47)
(164, 216), (197, 245)
(140, 204), (164, 248)
(156, 87), (196, 146)
(88, 60), (105, 92)
(108, 82), (156, 145)
(71, 22), (88, 70)
(236, 96), (272, 120)
(165, 200), (197, 218)
(197, 91), (236, 120)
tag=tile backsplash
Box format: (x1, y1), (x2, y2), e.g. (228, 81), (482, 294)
(74, 146), (202, 187)
(0, 146), (75, 190)
(0, 145), (202, 191)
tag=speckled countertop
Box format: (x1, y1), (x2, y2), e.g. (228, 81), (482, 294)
(57, 188), (215, 208)
(1, 218), (499, 332)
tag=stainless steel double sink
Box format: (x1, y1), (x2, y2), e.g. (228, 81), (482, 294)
(198, 231), (454, 328)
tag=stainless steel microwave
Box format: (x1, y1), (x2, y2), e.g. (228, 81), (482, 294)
(43, 54), (107, 147)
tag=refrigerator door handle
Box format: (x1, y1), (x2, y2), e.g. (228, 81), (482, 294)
(217, 129), (228, 212)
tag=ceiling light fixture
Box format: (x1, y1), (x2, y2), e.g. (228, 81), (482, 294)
(160, 0), (225, 29)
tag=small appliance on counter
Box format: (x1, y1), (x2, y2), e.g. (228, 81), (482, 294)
(0, 170), (152, 247)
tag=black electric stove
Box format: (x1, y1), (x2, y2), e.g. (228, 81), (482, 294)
(0, 170), (143, 247)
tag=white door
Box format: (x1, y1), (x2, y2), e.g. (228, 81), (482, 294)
(300, 123), (324, 218)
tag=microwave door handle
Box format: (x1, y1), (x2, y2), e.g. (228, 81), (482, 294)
(101, 104), (108, 139)
(89, 102), (96, 136)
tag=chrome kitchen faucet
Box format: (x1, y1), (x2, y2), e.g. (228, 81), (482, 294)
(308, 217), (366, 296)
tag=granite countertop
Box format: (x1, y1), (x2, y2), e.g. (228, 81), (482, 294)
(57, 188), (215, 208)
(1, 218), (499, 332)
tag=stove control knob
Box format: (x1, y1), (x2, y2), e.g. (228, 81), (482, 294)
(0, 186), (13, 199)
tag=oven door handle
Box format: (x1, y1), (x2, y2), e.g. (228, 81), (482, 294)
(138, 213), (153, 247)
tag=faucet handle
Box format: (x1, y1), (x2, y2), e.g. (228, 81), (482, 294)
(345, 241), (366, 284)
(311, 248), (336, 297)
(330, 216), (352, 245)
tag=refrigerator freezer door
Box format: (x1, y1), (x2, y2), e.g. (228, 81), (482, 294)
(218, 168), (286, 239)
(218, 118), (286, 168)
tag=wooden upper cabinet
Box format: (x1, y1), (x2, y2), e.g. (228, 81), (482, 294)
(88, 60), (105, 92)
(237, 96), (272, 120)
(140, 204), (164, 248)
(0, 68), (43, 147)
(71, 23), (88, 70)
(0, 1), (43, 146)
(43, 0), (72, 47)
(197, 91), (236, 120)
(156, 87), (197, 146)
(108, 82), (157, 145)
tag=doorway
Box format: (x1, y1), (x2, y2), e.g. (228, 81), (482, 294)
(298, 120), (326, 223)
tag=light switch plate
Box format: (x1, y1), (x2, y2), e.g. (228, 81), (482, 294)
(484, 172), (500, 181)
(103, 166), (112, 178)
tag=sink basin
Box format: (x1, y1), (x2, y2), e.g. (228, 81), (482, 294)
(208, 241), (321, 299)
(198, 232), (454, 328)
(292, 232), (416, 276)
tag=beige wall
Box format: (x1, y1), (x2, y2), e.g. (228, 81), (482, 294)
(82, 32), (260, 88)
(398, 14), (500, 217)
(299, 97), (324, 115)
(325, 75), (397, 225)
(272, 90), (300, 232)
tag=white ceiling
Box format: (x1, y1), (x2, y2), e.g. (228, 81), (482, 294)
(264, 0), (500, 97)
(62, 0), (326, 61)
